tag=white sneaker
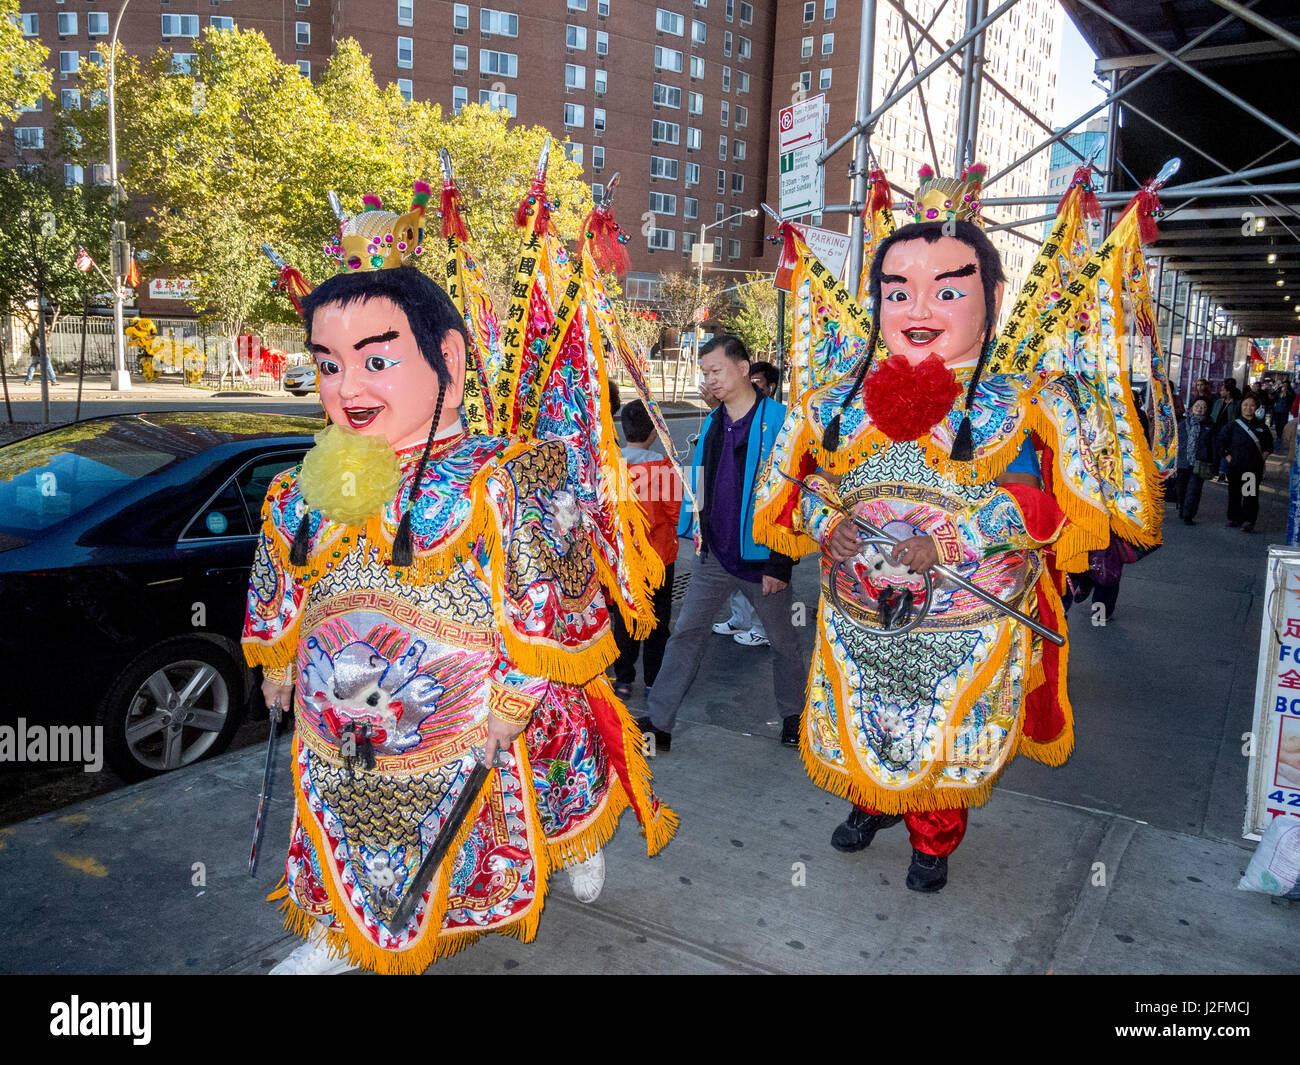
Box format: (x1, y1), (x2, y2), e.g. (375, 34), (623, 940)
(712, 621), (745, 636)
(566, 849), (606, 904)
(269, 927), (355, 975)
(733, 630), (770, 647)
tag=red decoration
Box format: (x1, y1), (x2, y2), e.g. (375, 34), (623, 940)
(862, 353), (962, 442)
(440, 180), (469, 241)
(276, 265), (314, 316)
(865, 167), (892, 218)
(581, 204), (630, 275)
(1057, 165), (1101, 220)
(514, 175), (551, 236)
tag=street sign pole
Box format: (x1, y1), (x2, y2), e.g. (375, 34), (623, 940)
(846, 0), (878, 292)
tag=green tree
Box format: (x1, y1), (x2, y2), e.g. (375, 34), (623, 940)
(0, 166), (112, 357)
(723, 271), (792, 359)
(0, 0), (51, 123)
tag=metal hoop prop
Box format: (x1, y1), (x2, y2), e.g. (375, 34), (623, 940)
(827, 538), (934, 636)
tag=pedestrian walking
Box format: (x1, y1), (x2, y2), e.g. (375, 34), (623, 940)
(1220, 394), (1273, 532)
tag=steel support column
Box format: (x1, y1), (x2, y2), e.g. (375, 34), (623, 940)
(846, 0), (878, 290)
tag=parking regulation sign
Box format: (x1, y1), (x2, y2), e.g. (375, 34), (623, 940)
(778, 94), (826, 220)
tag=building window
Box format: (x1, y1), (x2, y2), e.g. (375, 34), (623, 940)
(735, 105), (747, 127)
(398, 0), (414, 27)
(19, 13), (37, 36)
(17, 95), (41, 113)
(725, 0), (734, 21)
(161, 14), (200, 36)
(87, 12), (110, 36)
(730, 204), (744, 226)
(453, 4), (470, 29)
(296, 21), (310, 45)
(802, 1), (815, 21)
(170, 53), (196, 74)
(482, 9), (519, 36)
(398, 37), (414, 68)
(596, 30), (608, 56)
(481, 89), (518, 114)
(565, 63), (586, 89)
(799, 71), (811, 92)
(731, 171), (744, 193)
(565, 102), (585, 128)
(736, 71), (749, 93)
(650, 156), (679, 180)
(64, 164), (84, 185)
(686, 126), (701, 150)
(592, 146), (605, 170)
(738, 35), (751, 59)
(61, 88), (81, 109)
(655, 47), (683, 73)
(690, 55), (704, 79)
(740, 2), (753, 24)
(397, 78), (413, 102)
(566, 25), (587, 49)
(688, 91), (703, 115)
(58, 12), (78, 35)
(568, 0), (587, 9)
(594, 69), (607, 94)
(648, 228), (675, 251)
(649, 191), (677, 215)
(682, 231), (696, 256)
(453, 45), (468, 70)
(296, 59), (311, 77)
(822, 32), (834, 55)
(824, 0), (836, 19)
(717, 168), (726, 194)
(718, 135), (727, 161)
(692, 20), (707, 45)
(59, 50), (80, 77)
(593, 107), (606, 133)
(684, 197), (698, 220)
(712, 236), (722, 261)
(728, 238), (740, 260)
(653, 83), (681, 108)
(92, 163), (111, 185)
(721, 66), (731, 92)
(656, 9), (684, 35)
(733, 139), (746, 160)
(819, 68), (832, 90)
(592, 182), (606, 203)
(14, 127), (43, 150)
(210, 15), (234, 31)
(720, 100), (729, 126)
(452, 86), (468, 112)
(801, 36), (813, 59)
(723, 30), (732, 56)
(685, 161), (700, 185)
(597, 0), (610, 14)
(482, 50), (519, 77)
(651, 119), (680, 145)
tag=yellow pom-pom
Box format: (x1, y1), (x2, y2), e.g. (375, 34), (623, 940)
(299, 423), (402, 527)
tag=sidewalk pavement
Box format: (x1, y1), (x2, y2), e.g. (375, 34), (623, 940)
(1, 460), (1297, 974)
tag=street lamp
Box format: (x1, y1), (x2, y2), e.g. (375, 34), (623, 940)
(107, 0), (132, 391)
(694, 208), (758, 353)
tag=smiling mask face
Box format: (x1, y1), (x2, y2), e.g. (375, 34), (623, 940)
(877, 236), (1004, 369)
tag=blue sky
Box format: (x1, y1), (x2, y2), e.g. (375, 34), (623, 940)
(1055, 13), (1107, 126)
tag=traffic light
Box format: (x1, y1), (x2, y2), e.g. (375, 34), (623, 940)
(110, 221), (132, 279)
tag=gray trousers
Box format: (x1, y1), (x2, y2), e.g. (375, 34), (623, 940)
(646, 551), (805, 731)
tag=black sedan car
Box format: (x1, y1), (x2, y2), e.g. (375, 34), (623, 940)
(0, 411), (324, 781)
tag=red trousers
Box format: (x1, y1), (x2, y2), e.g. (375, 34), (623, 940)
(857, 805), (968, 857)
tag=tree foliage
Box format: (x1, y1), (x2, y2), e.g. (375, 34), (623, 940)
(61, 31), (592, 333)
(723, 271), (792, 359)
(0, 0), (51, 124)
(654, 271), (729, 355)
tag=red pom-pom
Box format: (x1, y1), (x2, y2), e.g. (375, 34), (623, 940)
(863, 353), (962, 442)
(277, 265), (313, 316)
(441, 181), (469, 241)
(514, 176), (550, 235)
(917, 163), (935, 182)
(865, 168), (892, 218)
(361, 194), (383, 210)
(1131, 186), (1161, 244)
(582, 205), (630, 275)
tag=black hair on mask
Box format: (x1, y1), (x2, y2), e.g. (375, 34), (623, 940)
(821, 220), (1005, 460)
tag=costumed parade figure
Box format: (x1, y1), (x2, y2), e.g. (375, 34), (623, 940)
(244, 151), (677, 973)
(756, 161), (1176, 891)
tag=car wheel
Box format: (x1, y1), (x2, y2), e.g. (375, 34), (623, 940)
(98, 638), (247, 782)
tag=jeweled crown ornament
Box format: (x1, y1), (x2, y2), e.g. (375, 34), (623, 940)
(323, 182), (432, 272)
(904, 162), (987, 227)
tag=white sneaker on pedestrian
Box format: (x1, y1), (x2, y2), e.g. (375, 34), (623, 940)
(733, 630), (771, 647)
(269, 926), (355, 975)
(712, 620), (745, 636)
(567, 849), (606, 904)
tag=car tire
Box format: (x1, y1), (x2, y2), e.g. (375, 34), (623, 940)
(98, 638), (247, 782)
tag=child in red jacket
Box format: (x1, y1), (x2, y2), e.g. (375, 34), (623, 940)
(610, 400), (682, 698)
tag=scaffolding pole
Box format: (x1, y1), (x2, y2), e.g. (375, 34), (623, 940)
(846, 0), (878, 291)
(1207, 0), (1300, 54)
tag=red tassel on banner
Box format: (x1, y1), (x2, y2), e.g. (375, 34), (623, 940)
(276, 265), (314, 316)
(582, 205), (630, 275)
(514, 176), (551, 236)
(864, 168), (892, 219)
(440, 180), (469, 241)
(1129, 185), (1162, 245)
(1057, 165), (1101, 219)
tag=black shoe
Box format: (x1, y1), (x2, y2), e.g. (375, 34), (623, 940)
(906, 849), (949, 892)
(830, 807), (902, 852)
(634, 716), (671, 753)
(780, 714), (801, 748)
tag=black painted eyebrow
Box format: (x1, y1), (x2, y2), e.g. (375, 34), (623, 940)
(353, 330), (400, 350)
(934, 264), (977, 281)
(880, 273), (907, 284)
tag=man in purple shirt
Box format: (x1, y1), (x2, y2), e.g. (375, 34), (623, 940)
(638, 335), (804, 750)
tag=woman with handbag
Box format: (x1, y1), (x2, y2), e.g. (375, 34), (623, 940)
(1219, 394), (1274, 532)
(1179, 397), (1216, 525)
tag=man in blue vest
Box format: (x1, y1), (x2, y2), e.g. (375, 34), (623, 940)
(637, 334), (803, 750)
